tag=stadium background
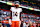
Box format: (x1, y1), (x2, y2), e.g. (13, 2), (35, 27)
(0, 0), (40, 27)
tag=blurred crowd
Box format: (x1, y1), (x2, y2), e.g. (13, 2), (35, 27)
(0, 10), (11, 27)
(0, 1), (40, 10)
(0, 10), (40, 27)
(21, 13), (40, 27)
(9, 1), (40, 10)
(10, 1), (40, 9)
(0, 10), (10, 20)
(20, 2), (40, 10)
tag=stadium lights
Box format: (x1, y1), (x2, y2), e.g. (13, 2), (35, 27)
(0, 1), (40, 11)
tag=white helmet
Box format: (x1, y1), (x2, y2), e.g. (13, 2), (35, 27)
(14, 1), (20, 5)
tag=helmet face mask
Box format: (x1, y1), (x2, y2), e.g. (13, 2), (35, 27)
(15, 5), (19, 8)
(15, 3), (19, 8)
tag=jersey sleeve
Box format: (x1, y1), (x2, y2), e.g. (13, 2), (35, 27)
(20, 8), (22, 12)
(10, 7), (14, 11)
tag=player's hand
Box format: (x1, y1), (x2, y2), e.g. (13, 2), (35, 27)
(9, 19), (12, 25)
(20, 21), (21, 25)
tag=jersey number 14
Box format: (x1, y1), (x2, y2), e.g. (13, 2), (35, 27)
(13, 12), (18, 17)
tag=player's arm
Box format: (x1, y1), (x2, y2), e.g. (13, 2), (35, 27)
(20, 8), (22, 21)
(9, 7), (13, 25)
(20, 8), (22, 19)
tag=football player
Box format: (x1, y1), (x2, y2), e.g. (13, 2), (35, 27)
(10, 1), (22, 27)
